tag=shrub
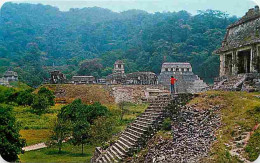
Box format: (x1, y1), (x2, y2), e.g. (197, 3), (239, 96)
(162, 118), (172, 131)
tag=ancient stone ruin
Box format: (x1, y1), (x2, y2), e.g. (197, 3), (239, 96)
(49, 70), (66, 84)
(71, 76), (96, 84)
(106, 60), (158, 85)
(158, 62), (208, 93)
(215, 6), (260, 91)
(0, 70), (18, 86)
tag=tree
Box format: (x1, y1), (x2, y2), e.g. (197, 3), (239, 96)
(58, 99), (109, 154)
(0, 105), (25, 162)
(51, 117), (71, 153)
(16, 89), (34, 106)
(90, 117), (117, 144)
(31, 95), (49, 115)
(38, 87), (55, 106)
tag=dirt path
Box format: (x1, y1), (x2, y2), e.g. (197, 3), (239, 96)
(22, 143), (47, 152)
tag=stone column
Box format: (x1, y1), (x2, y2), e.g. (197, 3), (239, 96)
(232, 51), (237, 75)
(219, 54), (225, 76)
(251, 45), (258, 73)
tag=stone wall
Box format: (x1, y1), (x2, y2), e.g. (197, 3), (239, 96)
(104, 85), (168, 103)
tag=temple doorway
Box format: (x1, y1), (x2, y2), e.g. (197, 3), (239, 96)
(237, 49), (251, 74)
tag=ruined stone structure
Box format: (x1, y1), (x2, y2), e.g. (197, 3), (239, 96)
(49, 71), (66, 84)
(106, 60), (158, 85)
(216, 6), (260, 76)
(214, 6), (260, 91)
(3, 71), (18, 82)
(0, 71), (18, 85)
(71, 76), (95, 84)
(158, 63), (208, 93)
(113, 60), (125, 74)
(126, 72), (158, 85)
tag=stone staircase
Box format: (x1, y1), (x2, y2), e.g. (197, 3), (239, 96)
(92, 94), (173, 163)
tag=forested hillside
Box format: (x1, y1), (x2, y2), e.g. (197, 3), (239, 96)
(0, 2), (238, 86)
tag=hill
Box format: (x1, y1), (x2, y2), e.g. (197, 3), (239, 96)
(0, 2), (238, 86)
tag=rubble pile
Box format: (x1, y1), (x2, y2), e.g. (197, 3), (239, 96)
(142, 105), (221, 163)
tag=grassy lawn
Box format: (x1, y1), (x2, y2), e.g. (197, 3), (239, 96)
(189, 91), (260, 162)
(15, 105), (64, 146)
(19, 143), (96, 163)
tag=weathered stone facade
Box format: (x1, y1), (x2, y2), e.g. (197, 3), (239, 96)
(0, 71), (18, 85)
(106, 60), (158, 85)
(71, 76), (95, 84)
(49, 70), (66, 84)
(158, 63), (208, 93)
(216, 6), (260, 76)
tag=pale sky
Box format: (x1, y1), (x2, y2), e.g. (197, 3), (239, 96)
(0, 0), (259, 16)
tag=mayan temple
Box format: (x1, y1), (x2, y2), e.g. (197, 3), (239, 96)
(158, 62), (208, 93)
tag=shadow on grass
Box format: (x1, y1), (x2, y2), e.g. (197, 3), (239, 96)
(45, 150), (91, 157)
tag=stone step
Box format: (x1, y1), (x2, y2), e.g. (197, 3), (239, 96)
(143, 112), (162, 116)
(101, 156), (107, 163)
(135, 119), (153, 126)
(129, 125), (147, 133)
(140, 114), (159, 120)
(124, 131), (140, 140)
(126, 128), (143, 137)
(132, 122), (149, 129)
(121, 134), (138, 143)
(107, 150), (118, 163)
(109, 147), (122, 161)
(136, 117), (154, 123)
(112, 144), (126, 158)
(115, 142), (128, 154)
(145, 109), (164, 113)
(118, 139), (131, 151)
(119, 136), (135, 147)
(104, 153), (111, 162)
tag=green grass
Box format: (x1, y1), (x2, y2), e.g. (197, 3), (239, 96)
(20, 129), (52, 146)
(189, 91), (260, 162)
(15, 105), (64, 146)
(19, 143), (96, 163)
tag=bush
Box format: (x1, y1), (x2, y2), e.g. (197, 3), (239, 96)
(162, 118), (172, 131)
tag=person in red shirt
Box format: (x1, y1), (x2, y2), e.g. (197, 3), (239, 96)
(170, 76), (177, 94)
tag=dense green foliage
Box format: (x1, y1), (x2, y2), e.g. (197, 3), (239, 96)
(0, 85), (55, 114)
(58, 99), (109, 154)
(0, 3), (238, 86)
(0, 105), (25, 162)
